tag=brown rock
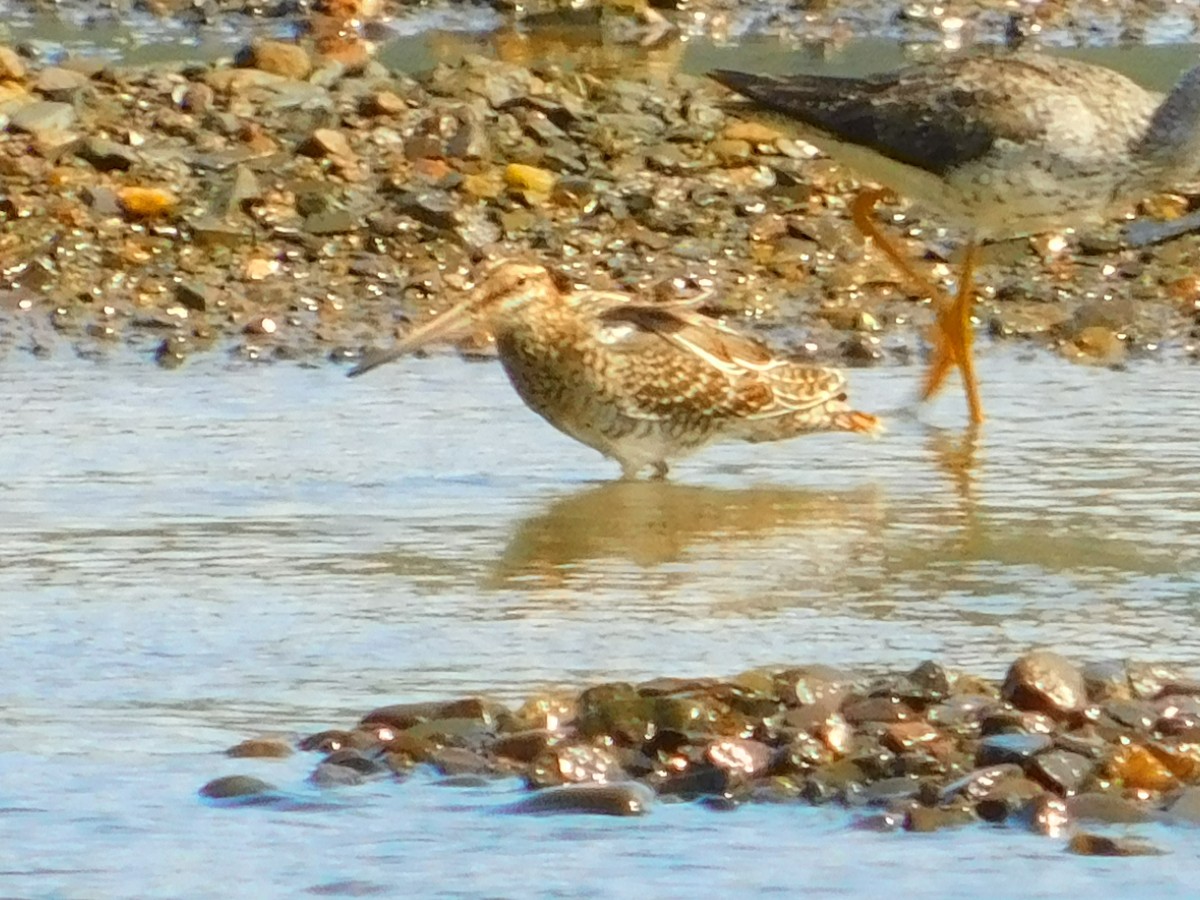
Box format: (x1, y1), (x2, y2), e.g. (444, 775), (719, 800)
(240, 39), (312, 81)
(0, 46), (25, 81)
(1002, 650), (1086, 718)
(1067, 833), (1166, 857)
(226, 737), (294, 758)
(299, 128), (356, 162)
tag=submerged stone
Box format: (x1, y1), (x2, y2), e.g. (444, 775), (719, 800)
(199, 774), (278, 801)
(503, 782), (654, 816)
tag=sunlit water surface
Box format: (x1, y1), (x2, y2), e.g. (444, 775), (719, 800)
(1, 347), (1198, 898)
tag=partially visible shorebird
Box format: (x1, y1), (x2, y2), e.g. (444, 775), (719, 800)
(349, 261), (880, 479)
(712, 54), (1200, 425)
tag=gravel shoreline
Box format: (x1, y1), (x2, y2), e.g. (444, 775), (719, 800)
(207, 652), (1200, 854)
(1, 20), (1198, 375)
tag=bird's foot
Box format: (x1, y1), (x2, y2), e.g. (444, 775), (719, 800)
(920, 245), (985, 425)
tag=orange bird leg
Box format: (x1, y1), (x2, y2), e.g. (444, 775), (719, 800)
(851, 189), (985, 425)
(850, 188), (942, 299)
(921, 242), (984, 425)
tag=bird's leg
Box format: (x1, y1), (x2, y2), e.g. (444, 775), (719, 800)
(650, 461), (669, 481)
(921, 242), (984, 425)
(851, 188), (985, 425)
(850, 188), (943, 300)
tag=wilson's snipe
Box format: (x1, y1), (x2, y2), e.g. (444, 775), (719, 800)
(713, 54), (1200, 424)
(349, 261), (879, 479)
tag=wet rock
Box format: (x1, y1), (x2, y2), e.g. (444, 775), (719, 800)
(428, 747), (495, 776)
(881, 721), (942, 755)
(706, 738), (772, 777)
(904, 805), (976, 833)
(1105, 743), (1178, 791)
(226, 737), (294, 759)
(360, 698), (499, 732)
(1067, 833), (1167, 857)
(503, 782), (654, 816)
(938, 764), (1024, 804)
(528, 743), (623, 788)
(974, 776), (1045, 822)
(493, 729), (552, 763)
(842, 697), (914, 725)
(1128, 662), (1199, 700)
(1081, 660), (1132, 701)
(311, 748), (387, 787)
(1067, 792), (1161, 824)
(1029, 748), (1093, 796)
(199, 774), (278, 800)
(653, 764), (735, 799)
(858, 776), (921, 806)
(1100, 699), (1157, 732)
(1013, 792), (1072, 836)
(299, 730), (356, 753)
(1002, 651), (1087, 718)
(976, 733), (1052, 767)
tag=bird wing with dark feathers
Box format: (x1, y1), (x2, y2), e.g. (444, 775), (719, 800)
(711, 55), (1160, 177)
(592, 302), (847, 422)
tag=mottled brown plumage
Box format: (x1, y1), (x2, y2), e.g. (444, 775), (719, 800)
(349, 261), (879, 478)
(712, 54), (1200, 425)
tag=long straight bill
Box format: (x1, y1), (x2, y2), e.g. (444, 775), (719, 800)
(347, 299), (477, 378)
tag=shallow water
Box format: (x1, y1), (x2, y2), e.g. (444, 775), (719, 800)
(2, 346), (1199, 897)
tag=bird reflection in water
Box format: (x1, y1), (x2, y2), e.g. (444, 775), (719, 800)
(486, 480), (885, 589)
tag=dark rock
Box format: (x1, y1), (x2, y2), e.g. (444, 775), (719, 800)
(359, 698), (497, 732)
(653, 763), (734, 798)
(1030, 749), (1093, 796)
(974, 776), (1045, 822)
(226, 737), (293, 759)
(427, 747), (495, 776)
(1067, 833), (1167, 857)
(842, 697), (914, 725)
(503, 782), (654, 816)
(938, 764), (1024, 804)
(904, 805), (976, 833)
(199, 774), (278, 800)
(976, 733), (1052, 767)
(298, 730), (356, 753)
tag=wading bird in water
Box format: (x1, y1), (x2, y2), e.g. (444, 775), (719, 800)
(349, 261), (880, 479)
(712, 54), (1200, 425)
